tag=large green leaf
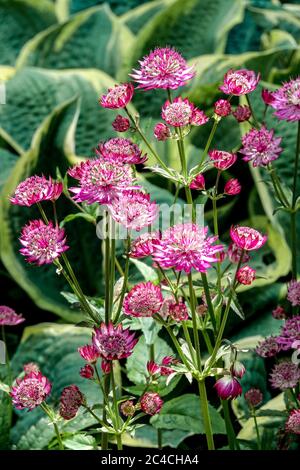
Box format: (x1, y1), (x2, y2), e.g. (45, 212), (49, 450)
(57, 0), (152, 17)
(121, 0), (173, 35)
(0, 365), (12, 449)
(10, 323), (102, 450)
(0, 0), (57, 66)
(122, 424), (192, 448)
(150, 393), (226, 435)
(16, 5), (134, 79)
(0, 128), (23, 191)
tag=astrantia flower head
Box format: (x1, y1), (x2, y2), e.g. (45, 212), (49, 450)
(147, 360), (161, 376)
(59, 385), (85, 420)
(96, 137), (147, 165)
(220, 69), (260, 96)
(10, 175), (63, 207)
(233, 105), (251, 123)
(269, 361), (300, 390)
(256, 336), (281, 358)
(140, 392), (163, 415)
(224, 178), (241, 196)
(270, 77), (300, 121)
(0, 306), (25, 326)
(272, 305), (287, 320)
(209, 150), (237, 170)
(230, 225), (267, 251)
(152, 223), (223, 273)
(154, 123), (171, 141)
(276, 316), (300, 351)
(236, 265), (256, 285)
(162, 97), (208, 127)
(261, 89), (274, 106)
(130, 47), (195, 90)
(286, 409), (300, 435)
(100, 83), (134, 109)
(287, 280), (300, 307)
(214, 376), (242, 400)
(93, 322), (138, 360)
(19, 219), (69, 265)
(112, 115), (130, 132)
(231, 361), (246, 379)
(214, 99), (231, 117)
(11, 372), (51, 410)
(123, 281), (163, 317)
(189, 173), (205, 190)
(80, 364), (94, 379)
(162, 298), (189, 322)
(244, 388), (263, 408)
(227, 243), (250, 264)
(101, 359), (111, 375)
(240, 126), (282, 167)
(108, 190), (158, 231)
(78, 344), (100, 363)
(120, 400), (136, 417)
(68, 159), (135, 204)
(130, 232), (160, 259)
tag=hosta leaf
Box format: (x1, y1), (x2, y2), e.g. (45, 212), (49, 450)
(122, 424), (191, 448)
(62, 433), (97, 450)
(0, 366), (12, 449)
(17, 5), (134, 79)
(0, 128), (22, 191)
(0, 0), (57, 66)
(121, 0), (173, 35)
(58, 0), (151, 17)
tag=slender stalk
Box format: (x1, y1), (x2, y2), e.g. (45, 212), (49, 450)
(1, 326), (12, 385)
(157, 429), (163, 449)
(101, 374), (110, 450)
(201, 273), (217, 335)
(267, 164), (289, 208)
(104, 234), (111, 324)
(212, 171), (222, 294)
(114, 235), (131, 323)
(188, 273), (202, 370)
(291, 121), (300, 279)
(196, 119), (219, 171)
(222, 399), (239, 450)
(246, 95), (259, 128)
(82, 404), (104, 425)
(253, 411), (261, 450)
(111, 367), (123, 450)
(198, 379), (215, 450)
(40, 403), (64, 450)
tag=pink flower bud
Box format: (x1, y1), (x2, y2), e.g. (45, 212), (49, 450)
(224, 178), (241, 195)
(154, 122), (171, 141)
(233, 105), (251, 123)
(189, 173), (205, 190)
(101, 359), (111, 375)
(214, 99), (232, 117)
(112, 115), (130, 132)
(209, 150), (237, 170)
(245, 388), (263, 408)
(80, 364), (94, 379)
(261, 89), (274, 106)
(214, 376), (242, 400)
(231, 361), (246, 378)
(236, 265), (256, 285)
(140, 392), (163, 415)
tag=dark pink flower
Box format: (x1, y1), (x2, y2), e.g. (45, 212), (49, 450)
(123, 281), (163, 317)
(236, 266), (256, 285)
(93, 322), (138, 360)
(100, 83), (134, 109)
(233, 105), (251, 122)
(270, 77), (300, 121)
(96, 137), (147, 165)
(286, 409), (300, 434)
(214, 376), (242, 400)
(244, 388), (263, 408)
(11, 372), (51, 410)
(231, 361), (246, 379)
(224, 178), (241, 195)
(154, 123), (171, 141)
(101, 359), (111, 375)
(269, 361), (300, 390)
(147, 360), (161, 375)
(163, 298), (189, 322)
(240, 126), (282, 167)
(276, 316), (300, 351)
(209, 150), (237, 170)
(130, 47), (195, 90)
(120, 400), (136, 417)
(59, 385), (85, 420)
(272, 306), (287, 320)
(10, 175), (63, 207)
(227, 243), (250, 264)
(287, 280), (300, 307)
(140, 392), (163, 415)
(230, 225), (267, 251)
(108, 190), (158, 231)
(189, 173), (205, 190)
(80, 364), (94, 379)
(214, 99), (231, 117)
(0, 306), (25, 326)
(152, 223), (223, 273)
(78, 344), (100, 363)
(220, 69), (260, 96)
(19, 220), (69, 265)
(162, 97), (208, 127)
(68, 159), (136, 204)
(261, 89), (274, 106)
(130, 232), (161, 259)
(256, 336), (281, 358)
(112, 115), (130, 132)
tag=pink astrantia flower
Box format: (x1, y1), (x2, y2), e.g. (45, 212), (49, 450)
(286, 409), (300, 434)
(152, 223), (223, 273)
(233, 105), (251, 123)
(80, 364), (94, 379)
(244, 388), (263, 408)
(270, 77), (300, 121)
(96, 137), (147, 165)
(0, 306), (25, 326)
(287, 280), (300, 306)
(269, 361), (300, 390)
(154, 123), (171, 141)
(227, 242), (250, 264)
(120, 400), (136, 417)
(68, 159), (136, 204)
(230, 225), (267, 251)
(19, 220), (69, 265)
(224, 178), (241, 196)
(108, 190), (158, 231)
(147, 361), (161, 376)
(256, 336), (281, 358)
(93, 322), (138, 360)
(123, 281), (163, 317)
(189, 173), (205, 190)
(272, 306), (286, 320)
(112, 115), (130, 132)
(240, 126), (282, 167)
(231, 361), (246, 379)
(101, 359), (111, 375)
(140, 392), (163, 415)
(130, 47), (195, 90)
(261, 89), (274, 106)
(161, 97), (208, 127)
(214, 376), (242, 400)
(214, 99), (231, 117)
(220, 69), (260, 96)
(236, 265), (256, 285)
(78, 344), (100, 363)
(100, 83), (134, 109)
(11, 372), (51, 410)
(209, 150), (237, 170)
(276, 316), (300, 351)
(130, 232), (161, 259)
(162, 298), (189, 322)
(10, 175), (63, 207)
(59, 385), (85, 420)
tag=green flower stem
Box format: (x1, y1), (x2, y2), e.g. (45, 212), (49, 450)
(291, 121), (300, 279)
(221, 399), (239, 450)
(212, 170), (222, 295)
(110, 367), (123, 450)
(246, 95), (260, 128)
(94, 365), (111, 410)
(159, 319), (192, 371)
(104, 234), (111, 325)
(267, 164), (289, 208)
(176, 128), (195, 222)
(40, 403), (64, 450)
(182, 321), (197, 363)
(110, 234), (116, 314)
(196, 119), (219, 172)
(188, 273), (202, 371)
(101, 374), (110, 450)
(201, 272), (217, 335)
(82, 404), (105, 426)
(252, 411), (261, 450)
(198, 379), (215, 450)
(1, 326), (12, 386)
(157, 429), (163, 450)
(114, 234), (131, 323)
(115, 256), (124, 277)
